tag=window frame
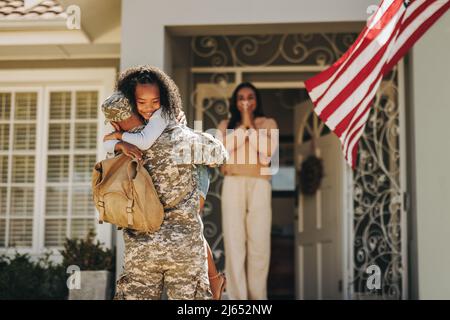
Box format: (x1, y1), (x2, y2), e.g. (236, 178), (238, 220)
(0, 87), (42, 254)
(0, 68), (115, 256)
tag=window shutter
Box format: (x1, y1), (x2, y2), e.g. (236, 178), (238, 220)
(47, 155), (69, 183)
(0, 124), (9, 151)
(44, 219), (67, 248)
(50, 92), (71, 120)
(75, 91), (98, 119)
(15, 92), (37, 120)
(12, 155), (35, 183)
(10, 187), (34, 217)
(9, 219), (33, 247)
(0, 219), (5, 247)
(48, 124), (70, 150)
(44, 90), (98, 248)
(0, 89), (100, 250)
(0, 155), (7, 183)
(0, 92), (37, 248)
(74, 123), (97, 149)
(0, 93), (10, 248)
(0, 187), (6, 214)
(0, 93), (11, 120)
(72, 186), (95, 216)
(71, 218), (95, 239)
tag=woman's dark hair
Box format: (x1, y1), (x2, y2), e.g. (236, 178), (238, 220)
(227, 82), (264, 129)
(116, 68), (173, 120)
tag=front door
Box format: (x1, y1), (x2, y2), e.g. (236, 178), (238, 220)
(295, 100), (346, 299)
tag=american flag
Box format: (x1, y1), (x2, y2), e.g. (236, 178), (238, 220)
(305, 0), (450, 168)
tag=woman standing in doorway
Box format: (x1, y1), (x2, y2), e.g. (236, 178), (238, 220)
(217, 82), (278, 300)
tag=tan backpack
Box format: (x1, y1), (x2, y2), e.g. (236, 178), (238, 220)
(92, 154), (164, 233)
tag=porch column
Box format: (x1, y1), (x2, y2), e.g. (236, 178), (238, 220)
(410, 12), (450, 299)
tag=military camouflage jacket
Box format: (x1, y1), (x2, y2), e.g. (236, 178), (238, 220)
(137, 120), (227, 209)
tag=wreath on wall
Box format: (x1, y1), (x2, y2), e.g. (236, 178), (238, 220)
(299, 155), (324, 195)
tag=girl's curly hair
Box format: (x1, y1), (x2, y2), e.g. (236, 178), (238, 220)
(115, 65), (184, 121)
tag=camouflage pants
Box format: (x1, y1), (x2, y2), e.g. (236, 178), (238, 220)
(113, 160), (213, 300)
(114, 229), (212, 300)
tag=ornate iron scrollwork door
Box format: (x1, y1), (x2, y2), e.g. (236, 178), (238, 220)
(189, 33), (406, 299)
(352, 66), (407, 299)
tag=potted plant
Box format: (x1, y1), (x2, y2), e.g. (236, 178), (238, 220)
(62, 230), (115, 300)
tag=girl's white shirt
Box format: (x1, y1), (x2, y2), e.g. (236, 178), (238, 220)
(103, 108), (169, 155)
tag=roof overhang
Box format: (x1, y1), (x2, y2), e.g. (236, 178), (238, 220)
(0, 0), (121, 59)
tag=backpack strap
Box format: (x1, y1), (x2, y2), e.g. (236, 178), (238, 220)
(126, 198), (134, 227)
(97, 196), (105, 224)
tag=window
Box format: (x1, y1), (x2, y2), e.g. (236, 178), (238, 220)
(45, 91), (98, 248)
(0, 92), (37, 248)
(0, 68), (115, 252)
(0, 87), (101, 251)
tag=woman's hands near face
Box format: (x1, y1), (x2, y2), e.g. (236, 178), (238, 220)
(240, 104), (254, 129)
(116, 141), (143, 161)
(237, 87), (257, 128)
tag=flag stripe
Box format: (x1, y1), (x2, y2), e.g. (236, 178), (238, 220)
(334, 39), (395, 139)
(305, 0), (450, 168)
(348, 124), (366, 167)
(335, 77), (382, 139)
(386, 0), (450, 70)
(307, 0), (401, 105)
(403, 0), (428, 21)
(345, 114), (371, 166)
(392, 1), (443, 59)
(400, 0), (434, 32)
(343, 98), (377, 156)
(321, 24), (402, 127)
(313, 2), (405, 114)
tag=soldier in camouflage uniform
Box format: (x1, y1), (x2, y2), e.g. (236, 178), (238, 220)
(101, 67), (227, 300)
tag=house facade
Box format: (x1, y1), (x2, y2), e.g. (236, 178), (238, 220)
(0, 0), (449, 299)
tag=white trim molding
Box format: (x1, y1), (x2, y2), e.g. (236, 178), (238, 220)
(0, 30), (91, 46)
(0, 19), (67, 31)
(0, 68), (115, 87)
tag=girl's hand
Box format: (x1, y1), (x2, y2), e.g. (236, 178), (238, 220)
(116, 141), (143, 160)
(103, 131), (123, 141)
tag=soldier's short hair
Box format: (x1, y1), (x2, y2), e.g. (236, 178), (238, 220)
(101, 91), (133, 123)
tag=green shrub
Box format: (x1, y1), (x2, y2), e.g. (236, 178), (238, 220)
(60, 230), (115, 272)
(0, 230), (115, 299)
(0, 252), (67, 300)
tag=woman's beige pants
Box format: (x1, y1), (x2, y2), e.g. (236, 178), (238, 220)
(221, 175), (272, 300)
